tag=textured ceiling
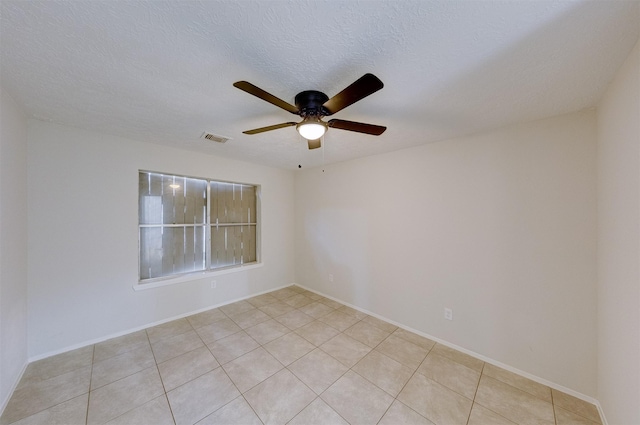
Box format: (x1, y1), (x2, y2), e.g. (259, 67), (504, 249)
(1, 1), (639, 169)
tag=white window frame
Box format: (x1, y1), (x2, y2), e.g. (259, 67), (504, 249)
(136, 170), (261, 289)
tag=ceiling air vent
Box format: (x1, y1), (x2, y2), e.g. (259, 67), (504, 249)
(202, 132), (231, 143)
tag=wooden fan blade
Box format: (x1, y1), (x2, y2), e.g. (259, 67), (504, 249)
(243, 122), (297, 135)
(322, 73), (384, 115)
(328, 119), (386, 135)
(233, 81), (299, 114)
(307, 139), (322, 150)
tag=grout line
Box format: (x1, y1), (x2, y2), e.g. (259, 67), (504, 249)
(148, 327), (179, 425)
(84, 345), (96, 425)
(296, 283), (602, 407)
(464, 362), (486, 425)
(240, 394), (266, 425)
(12, 286), (591, 425)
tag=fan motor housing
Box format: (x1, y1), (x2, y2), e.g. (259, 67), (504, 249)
(295, 90), (329, 117)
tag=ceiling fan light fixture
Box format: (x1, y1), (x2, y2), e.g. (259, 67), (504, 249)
(296, 116), (327, 140)
(234, 74), (385, 147)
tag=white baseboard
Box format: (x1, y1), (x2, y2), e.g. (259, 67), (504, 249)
(28, 283), (294, 362)
(22, 282), (606, 424)
(293, 283), (606, 423)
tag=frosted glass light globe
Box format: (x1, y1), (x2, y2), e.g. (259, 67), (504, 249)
(297, 122), (326, 140)
(297, 116), (327, 140)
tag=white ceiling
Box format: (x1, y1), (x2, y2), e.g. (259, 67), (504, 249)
(1, 1), (638, 170)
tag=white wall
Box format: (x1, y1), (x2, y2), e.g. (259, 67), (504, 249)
(597, 39), (640, 425)
(294, 110), (598, 396)
(27, 121), (295, 358)
(0, 88), (29, 410)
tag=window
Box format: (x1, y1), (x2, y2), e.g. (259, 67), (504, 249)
(138, 171), (258, 282)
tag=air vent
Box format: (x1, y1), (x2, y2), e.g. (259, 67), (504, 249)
(202, 132), (231, 143)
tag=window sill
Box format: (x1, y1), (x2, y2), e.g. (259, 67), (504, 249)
(132, 262), (263, 291)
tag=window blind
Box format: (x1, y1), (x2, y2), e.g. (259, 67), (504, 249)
(138, 171), (258, 282)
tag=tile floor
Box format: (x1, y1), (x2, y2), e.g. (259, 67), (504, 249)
(1, 285), (602, 425)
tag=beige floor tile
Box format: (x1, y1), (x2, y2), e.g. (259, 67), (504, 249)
(288, 348), (349, 395)
(8, 286), (601, 425)
(93, 331), (149, 363)
(244, 369), (316, 425)
(311, 295), (331, 302)
(87, 367), (164, 425)
(298, 301), (334, 319)
(554, 405), (602, 425)
(146, 319), (193, 344)
(337, 305), (369, 320)
(552, 389), (602, 424)
(264, 332), (315, 366)
(320, 333), (371, 367)
(361, 315), (398, 333)
(206, 331), (259, 365)
(318, 297), (343, 309)
(158, 346), (219, 391)
(269, 287), (298, 300)
(322, 370), (394, 425)
(167, 368), (239, 425)
(228, 308), (270, 329)
(378, 400), (435, 425)
(186, 308), (227, 329)
(194, 318), (241, 344)
(295, 320), (341, 346)
(468, 403), (518, 425)
(258, 301), (295, 317)
(288, 398), (348, 425)
(318, 310), (360, 332)
(344, 320), (391, 347)
(301, 290), (323, 300)
(398, 372), (473, 425)
(430, 343), (484, 372)
(219, 300), (255, 317)
(482, 363), (551, 402)
(105, 395), (174, 425)
(2, 366), (91, 424)
(18, 345), (94, 388)
(416, 352), (481, 399)
(352, 350), (414, 396)
(288, 285), (305, 293)
(376, 334), (429, 370)
(392, 328), (436, 350)
(274, 309), (314, 330)
(282, 293), (314, 308)
(244, 319), (290, 345)
(222, 347), (283, 392)
(475, 375), (555, 425)
(196, 396), (262, 425)
(150, 329), (204, 363)
(91, 343), (156, 389)
(246, 293), (279, 308)
(6, 393), (88, 425)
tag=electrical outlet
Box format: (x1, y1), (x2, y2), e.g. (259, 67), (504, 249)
(444, 308), (453, 321)
(328, 274), (334, 282)
(211, 280), (217, 289)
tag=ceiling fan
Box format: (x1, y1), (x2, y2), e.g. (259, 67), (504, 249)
(233, 73), (386, 149)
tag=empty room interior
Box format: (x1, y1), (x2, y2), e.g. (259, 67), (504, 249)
(1, 1), (639, 424)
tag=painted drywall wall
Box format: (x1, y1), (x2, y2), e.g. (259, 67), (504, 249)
(294, 110), (597, 396)
(27, 121), (295, 357)
(0, 88), (29, 410)
(597, 39), (640, 425)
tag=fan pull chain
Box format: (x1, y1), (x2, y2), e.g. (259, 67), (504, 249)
(322, 134), (325, 172)
(298, 133), (304, 169)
